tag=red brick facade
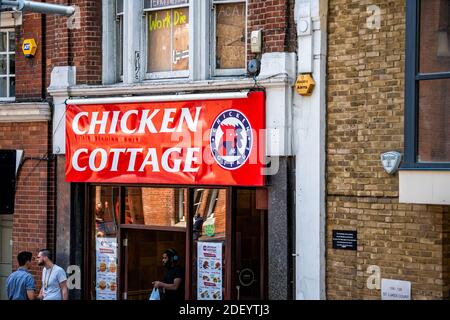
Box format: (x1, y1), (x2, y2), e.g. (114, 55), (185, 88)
(15, 0), (102, 103)
(0, 122), (54, 288)
(247, 0), (297, 61)
(2, 0), (293, 299)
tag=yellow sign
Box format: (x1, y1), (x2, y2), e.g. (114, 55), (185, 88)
(22, 39), (37, 58)
(295, 74), (315, 96)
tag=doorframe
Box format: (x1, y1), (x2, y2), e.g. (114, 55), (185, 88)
(0, 215), (13, 301)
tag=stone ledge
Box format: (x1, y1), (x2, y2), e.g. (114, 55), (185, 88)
(0, 102), (51, 123)
(48, 76), (294, 98)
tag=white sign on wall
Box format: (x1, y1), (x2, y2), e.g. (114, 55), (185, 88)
(197, 241), (223, 300)
(381, 279), (411, 300)
(96, 237), (118, 300)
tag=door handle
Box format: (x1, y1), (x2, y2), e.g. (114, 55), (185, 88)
(236, 285), (240, 301)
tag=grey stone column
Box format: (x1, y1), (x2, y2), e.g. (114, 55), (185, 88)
(55, 155), (84, 300)
(56, 155), (70, 269)
(267, 156), (295, 300)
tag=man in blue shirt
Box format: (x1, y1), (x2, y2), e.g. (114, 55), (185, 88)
(6, 251), (36, 300)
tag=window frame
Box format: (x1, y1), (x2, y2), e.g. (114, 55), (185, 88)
(116, 0), (124, 82)
(404, 0), (450, 170)
(210, 0), (247, 77)
(0, 28), (15, 101)
(143, 2), (191, 80)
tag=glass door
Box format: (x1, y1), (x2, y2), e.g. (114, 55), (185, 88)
(232, 189), (267, 300)
(190, 188), (229, 300)
(121, 228), (186, 300)
(120, 187), (188, 300)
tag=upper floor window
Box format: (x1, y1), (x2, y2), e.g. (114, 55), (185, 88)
(144, 0), (190, 79)
(212, 0), (247, 76)
(105, 0), (248, 83)
(405, 0), (450, 168)
(0, 29), (15, 100)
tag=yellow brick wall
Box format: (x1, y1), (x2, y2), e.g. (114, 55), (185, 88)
(327, 0), (450, 299)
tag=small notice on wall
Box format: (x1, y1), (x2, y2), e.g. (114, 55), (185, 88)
(96, 237), (118, 300)
(332, 230), (357, 250)
(381, 279), (411, 300)
(197, 242), (223, 300)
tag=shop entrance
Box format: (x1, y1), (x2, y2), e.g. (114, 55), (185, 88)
(121, 228), (186, 300)
(86, 186), (267, 300)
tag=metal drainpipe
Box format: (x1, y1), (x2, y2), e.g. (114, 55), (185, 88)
(0, 0), (75, 16)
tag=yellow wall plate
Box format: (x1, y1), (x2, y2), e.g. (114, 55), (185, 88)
(295, 74), (315, 96)
(22, 38), (37, 57)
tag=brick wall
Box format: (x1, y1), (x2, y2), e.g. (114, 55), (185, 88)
(327, 0), (450, 299)
(15, 0), (102, 102)
(247, 0), (297, 62)
(15, 13), (45, 101)
(0, 121), (54, 289)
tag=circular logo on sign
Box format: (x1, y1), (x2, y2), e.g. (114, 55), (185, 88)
(210, 109), (253, 170)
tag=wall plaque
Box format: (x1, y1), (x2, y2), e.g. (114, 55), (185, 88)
(332, 230), (357, 250)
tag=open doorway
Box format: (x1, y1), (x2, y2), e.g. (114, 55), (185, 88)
(122, 228), (186, 300)
(0, 215), (13, 300)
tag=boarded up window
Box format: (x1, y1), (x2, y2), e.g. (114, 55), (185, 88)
(215, 2), (246, 69)
(147, 7), (189, 73)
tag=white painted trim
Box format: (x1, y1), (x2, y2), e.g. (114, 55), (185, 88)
(48, 75), (290, 97)
(145, 70), (189, 80)
(293, 0), (327, 300)
(0, 103), (51, 122)
(0, 11), (22, 28)
(66, 91), (249, 105)
(102, 0), (117, 84)
(123, 0), (143, 83)
(399, 170), (450, 205)
(191, 0), (210, 80)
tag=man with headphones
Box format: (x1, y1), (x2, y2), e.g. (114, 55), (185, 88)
(152, 248), (185, 300)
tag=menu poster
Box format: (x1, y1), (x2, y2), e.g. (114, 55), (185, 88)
(96, 237), (118, 300)
(197, 242), (223, 300)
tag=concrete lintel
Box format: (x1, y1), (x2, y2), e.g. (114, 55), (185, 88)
(0, 103), (51, 122)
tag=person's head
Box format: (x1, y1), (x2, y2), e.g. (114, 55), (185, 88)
(162, 248), (179, 268)
(37, 249), (53, 267)
(17, 251), (33, 268)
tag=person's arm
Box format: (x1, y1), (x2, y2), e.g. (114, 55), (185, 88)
(26, 276), (36, 300)
(154, 278), (182, 291)
(56, 268), (69, 300)
(37, 287), (44, 300)
(60, 280), (69, 300)
(26, 290), (36, 300)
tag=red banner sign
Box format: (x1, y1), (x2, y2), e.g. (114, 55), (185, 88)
(66, 91), (265, 186)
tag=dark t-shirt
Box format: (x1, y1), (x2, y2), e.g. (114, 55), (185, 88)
(162, 266), (185, 300)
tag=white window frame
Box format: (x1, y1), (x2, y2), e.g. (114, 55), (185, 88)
(103, 0), (248, 82)
(0, 28), (15, 102)
(143, 2), (191, 80)
(211, 0), (247, 77)
(116, 0), (124, 82)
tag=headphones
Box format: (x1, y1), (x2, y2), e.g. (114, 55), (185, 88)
(166, 248), (179, 262)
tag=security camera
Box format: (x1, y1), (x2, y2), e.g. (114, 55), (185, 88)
(247, 59), (260, 76)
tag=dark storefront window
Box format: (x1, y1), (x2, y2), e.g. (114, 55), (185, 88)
(233, 189), (266, 300)
(90, 186), (120, 300)
(124, 187), (187, 227)
(86, 185), (266, 300)
(191, 188), (227, 300)
(405, 0), (450, 167)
